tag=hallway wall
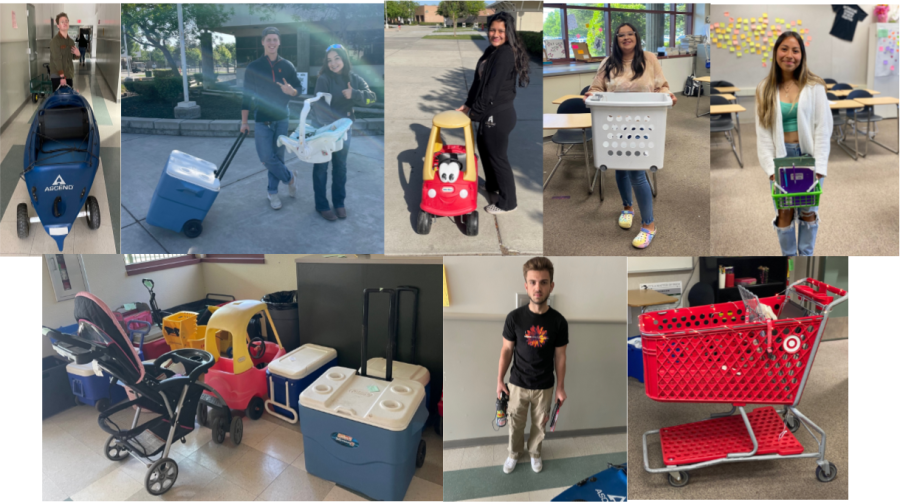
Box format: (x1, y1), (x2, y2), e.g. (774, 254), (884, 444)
(95, 3), (121, 100)
(0, 4), (31, 130)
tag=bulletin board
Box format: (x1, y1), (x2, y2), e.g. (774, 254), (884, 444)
(710, 9), (814, 70)
(873, 24), (899, 77)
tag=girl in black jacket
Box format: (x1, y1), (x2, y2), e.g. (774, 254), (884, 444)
(457, 12), (530, 215)
(311, 45), (376, 221)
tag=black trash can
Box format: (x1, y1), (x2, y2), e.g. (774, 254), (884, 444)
(262, 291), (299, 351)
(43, 356), (74, 419)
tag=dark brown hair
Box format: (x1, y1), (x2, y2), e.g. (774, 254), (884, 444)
(56, 12), (68, 25)
(523, 257), (554, 282)
(318, 46), (352, 79)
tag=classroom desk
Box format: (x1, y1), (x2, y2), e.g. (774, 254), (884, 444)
(694, 76), (711, 117)
(710, 104), (747, 114)
(826, 83), (863, 89)
(853, 97), (900, 157)
(628, 289), (677, 313)
(711, 104), (747, 167)
(715, 93), (736, 101)
(829, 89), (880, 97)
(552, 94), (585, 105)
(543, 113), (598, 194)
(714, 86), (740, 94)
(830, 100), (864, 160)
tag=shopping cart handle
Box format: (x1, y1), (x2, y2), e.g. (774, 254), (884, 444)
(794, 285), (833, 305)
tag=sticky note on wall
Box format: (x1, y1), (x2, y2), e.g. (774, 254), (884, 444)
(443, 265), (450, 307)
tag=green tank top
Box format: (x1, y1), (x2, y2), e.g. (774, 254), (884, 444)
(781, 101), (798, 133)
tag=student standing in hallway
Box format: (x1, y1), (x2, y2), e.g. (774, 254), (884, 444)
(497, 257), (568, 474)
(49, 13), (79, 91)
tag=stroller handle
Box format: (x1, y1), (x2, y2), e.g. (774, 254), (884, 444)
(155, 349), (214, 382)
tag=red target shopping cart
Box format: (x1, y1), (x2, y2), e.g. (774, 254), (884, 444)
(638, 278), (847, 487)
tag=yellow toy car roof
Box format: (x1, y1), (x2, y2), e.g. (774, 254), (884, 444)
(204, 300), (283, 374)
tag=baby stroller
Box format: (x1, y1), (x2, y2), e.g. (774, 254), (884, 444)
(44, 292), (237, 496)
(277, 92), (353, 164)
(19, 85), (101, 250)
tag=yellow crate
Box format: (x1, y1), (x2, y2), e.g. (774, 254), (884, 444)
(162, 312), (205, 350)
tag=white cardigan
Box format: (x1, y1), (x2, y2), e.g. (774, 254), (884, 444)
(755, 82), (833, 177)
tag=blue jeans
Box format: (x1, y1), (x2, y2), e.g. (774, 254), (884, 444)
(772, 143), (821, 256)
(616, 170), (654, 225)
(312, 134), (351, 212)
(254, 119), (292, 195)
(79, 49), (86, 64)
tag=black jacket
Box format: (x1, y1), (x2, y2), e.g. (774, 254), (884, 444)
(241, 55), (303, 122)
(465, 44), (517, 122)
(312, 71), (376, 127)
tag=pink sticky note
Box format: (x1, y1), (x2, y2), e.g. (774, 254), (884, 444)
(892, 66), (896, 71)
(724, 11), (730, 17)
(807, 36), (812, 40)
(767, 31), (772, 36)
(729, 17), (734, 23)
(733, 29), (739, 34)
(762, 62), (767, 67)
(713, 22), (719, 28)
(805, 41), (811, 47)
(879, 46), (884, 51)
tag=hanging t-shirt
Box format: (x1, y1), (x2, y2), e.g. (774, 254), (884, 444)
(830, 5), (868, 42)
(502, 305), (569, 390)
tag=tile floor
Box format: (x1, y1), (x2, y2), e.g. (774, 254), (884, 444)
(443, 433), (626, 501)
(42, 402), (443, 501)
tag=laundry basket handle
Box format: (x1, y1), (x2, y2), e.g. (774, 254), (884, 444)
(296, 92), (333, 144)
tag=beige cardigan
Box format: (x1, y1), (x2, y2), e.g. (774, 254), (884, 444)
(588, 51), (671, 94)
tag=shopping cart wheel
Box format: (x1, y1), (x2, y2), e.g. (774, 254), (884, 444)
(211, 416), (227, 444)
(784, 414), (800, 433)
(667, 471), (690, 487)
(104, 435), (129, 461)
(95, 397), (110, 413)
(416, 211), (433, 235)
(230, 416), (243, 445)
(145, 457), (178, 496)
(197, 404), (208, 427)
(17, 203), (29, 238)
(85, 196), (101, 230)
(816, 462), (837, 483)
(416, 439), (426, 468)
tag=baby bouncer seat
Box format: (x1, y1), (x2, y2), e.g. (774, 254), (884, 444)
(277, 92), (353, 164)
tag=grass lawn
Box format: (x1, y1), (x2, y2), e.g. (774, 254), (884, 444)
(423, 34), (485, 40)
(434, 27), (475, 33)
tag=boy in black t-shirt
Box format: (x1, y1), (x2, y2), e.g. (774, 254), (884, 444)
(497, 257), (568, 474)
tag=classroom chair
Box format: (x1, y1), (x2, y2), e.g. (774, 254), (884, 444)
(847, 89), (898, 156)
(831, 83), (853, 94)
(710, 95), (743, 167)
(580, 85), (590, 96)
(545, 98), (599, 194)
(828, 91), (859, 161)
(824, 78), (838, 85)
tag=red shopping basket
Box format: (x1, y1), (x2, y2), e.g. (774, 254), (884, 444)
(639, 278), (846, 406)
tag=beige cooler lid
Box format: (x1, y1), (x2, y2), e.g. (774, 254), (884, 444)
(299, 366), (425, 432)
(362, 358), (430, 387)
(268, 344), (337, 380)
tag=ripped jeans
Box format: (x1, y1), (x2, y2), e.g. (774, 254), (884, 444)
(771, 143), (822, 256)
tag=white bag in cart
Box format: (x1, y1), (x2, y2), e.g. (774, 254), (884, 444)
(277, 92), (353, 164)
(585, 92), (673, 171)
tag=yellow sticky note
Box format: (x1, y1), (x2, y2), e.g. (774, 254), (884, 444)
(737, 52), (743, 57)
(751, 18), (756, 23)
(798, 20), (802, 26)
(755, 36), (760, 41)
(729, 46), (734, 52)
(718, 43), (723, 49)
(578, 50), (584, 54)
(737, 17), (742, 22)
(741, 34), (745, 39)
(763, 13), (768, 18)
(443, 265), (450, 306)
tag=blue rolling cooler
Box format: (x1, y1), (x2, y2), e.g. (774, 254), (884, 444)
(552, 463), (627, 501)
(145, 132), (245, 238)
(298, 367), (428, 501)
(66, 362), (127, 411)
(364, 358), (431, 414)
(627, 336), (644, 383)
(265, 344), (338, 423)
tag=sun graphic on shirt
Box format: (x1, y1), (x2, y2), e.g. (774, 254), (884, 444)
(525, 325), (548, 348)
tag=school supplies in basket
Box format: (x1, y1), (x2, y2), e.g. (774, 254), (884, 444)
(772, 156), (821, 209)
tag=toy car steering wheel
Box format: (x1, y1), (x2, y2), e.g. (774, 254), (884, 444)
(248, 337), (266, 359)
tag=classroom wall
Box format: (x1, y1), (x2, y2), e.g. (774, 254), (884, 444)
(95, 3), (121, 100)
(41, 255), (207, 358)
(200, 255), (312, 301)
(443, 319), (625, 442)
(626, 257), (699, 337)
(443, 256), (627, 322)
(1, 4), (31, 130)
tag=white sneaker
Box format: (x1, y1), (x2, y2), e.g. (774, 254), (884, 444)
(268, 193), (282, 210)
(288, 170), (299, 198)
(531, 456), (543, 473)
(485, 204), (517, 215)
(503, 456), (517, 474)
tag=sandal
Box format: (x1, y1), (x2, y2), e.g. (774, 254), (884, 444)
(618, 210), (634, 229)
(632, 227), (656, 249)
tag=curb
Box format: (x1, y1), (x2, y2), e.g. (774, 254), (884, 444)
(122, 117), (384, 137)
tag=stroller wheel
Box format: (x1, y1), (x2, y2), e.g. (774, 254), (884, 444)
(667, 470), (689, 487)
(415, 439), (426, 468)
(95, 398), (110, 413)
(17, 203), (29, 238)
(104, 435), (129, 461)
(816, 462), (837, 483)
(416, 211), (433, 235)
(246, 396), (264, 420)
(145, 457), (178, 495)
(465, 211), (478, 236)
(32, 93), (37, 103)
(197, 404), (208, 427)
(85, 196), (101, 230)
(211, 416), (227, 444)
(183, 219), (203, 239)
(230, 416), (243, 445)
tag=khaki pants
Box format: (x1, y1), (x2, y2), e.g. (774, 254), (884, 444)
(507, 383), (553, 459)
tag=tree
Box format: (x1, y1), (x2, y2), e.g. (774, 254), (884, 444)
(214, 43), (234, 72)
(121, 4), (232, 77)
(437, 1), (486, 35)
(543, 10), (561, 39)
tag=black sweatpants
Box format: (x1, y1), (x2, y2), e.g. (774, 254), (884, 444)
(477, 105), (517, 211)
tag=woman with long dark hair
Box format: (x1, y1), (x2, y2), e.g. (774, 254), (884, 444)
(311, 44), (376, 221)
(756, 31), (831, 256)
(456, 11), (530, 215)
(584, 23), (675, 249)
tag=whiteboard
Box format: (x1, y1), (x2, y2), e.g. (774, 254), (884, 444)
(628, 257), (693, 273)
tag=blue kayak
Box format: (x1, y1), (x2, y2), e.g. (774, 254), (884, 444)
(20, 85), (100, 250)
(552, 463), (627, 501)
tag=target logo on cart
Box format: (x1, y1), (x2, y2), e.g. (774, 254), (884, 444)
(783, 335), (802, 354)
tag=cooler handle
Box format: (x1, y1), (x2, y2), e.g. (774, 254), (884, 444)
(361, 288), (396, 382)
(334, 406), (357, 417)
(215, 131), (247, 181)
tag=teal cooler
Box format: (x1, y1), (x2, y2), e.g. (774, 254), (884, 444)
(265, 344), (337, 423)
(364, 357), (431, 413)
(146, 150), (221, 236)
(299, 367), (427, 501)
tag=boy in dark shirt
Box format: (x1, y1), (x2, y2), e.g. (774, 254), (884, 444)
(240, 27), (303, 210)
(497, 257), (568, 474)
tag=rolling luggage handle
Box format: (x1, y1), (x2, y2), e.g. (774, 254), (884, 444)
(214, 132), (247, 181)
(360, 288), (397, 383)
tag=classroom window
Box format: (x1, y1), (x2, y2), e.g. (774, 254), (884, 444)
(544, 3), (693, 62)
(123, 255), (201, 276)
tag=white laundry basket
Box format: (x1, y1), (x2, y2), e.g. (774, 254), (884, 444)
(585, 92), (672, 171)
